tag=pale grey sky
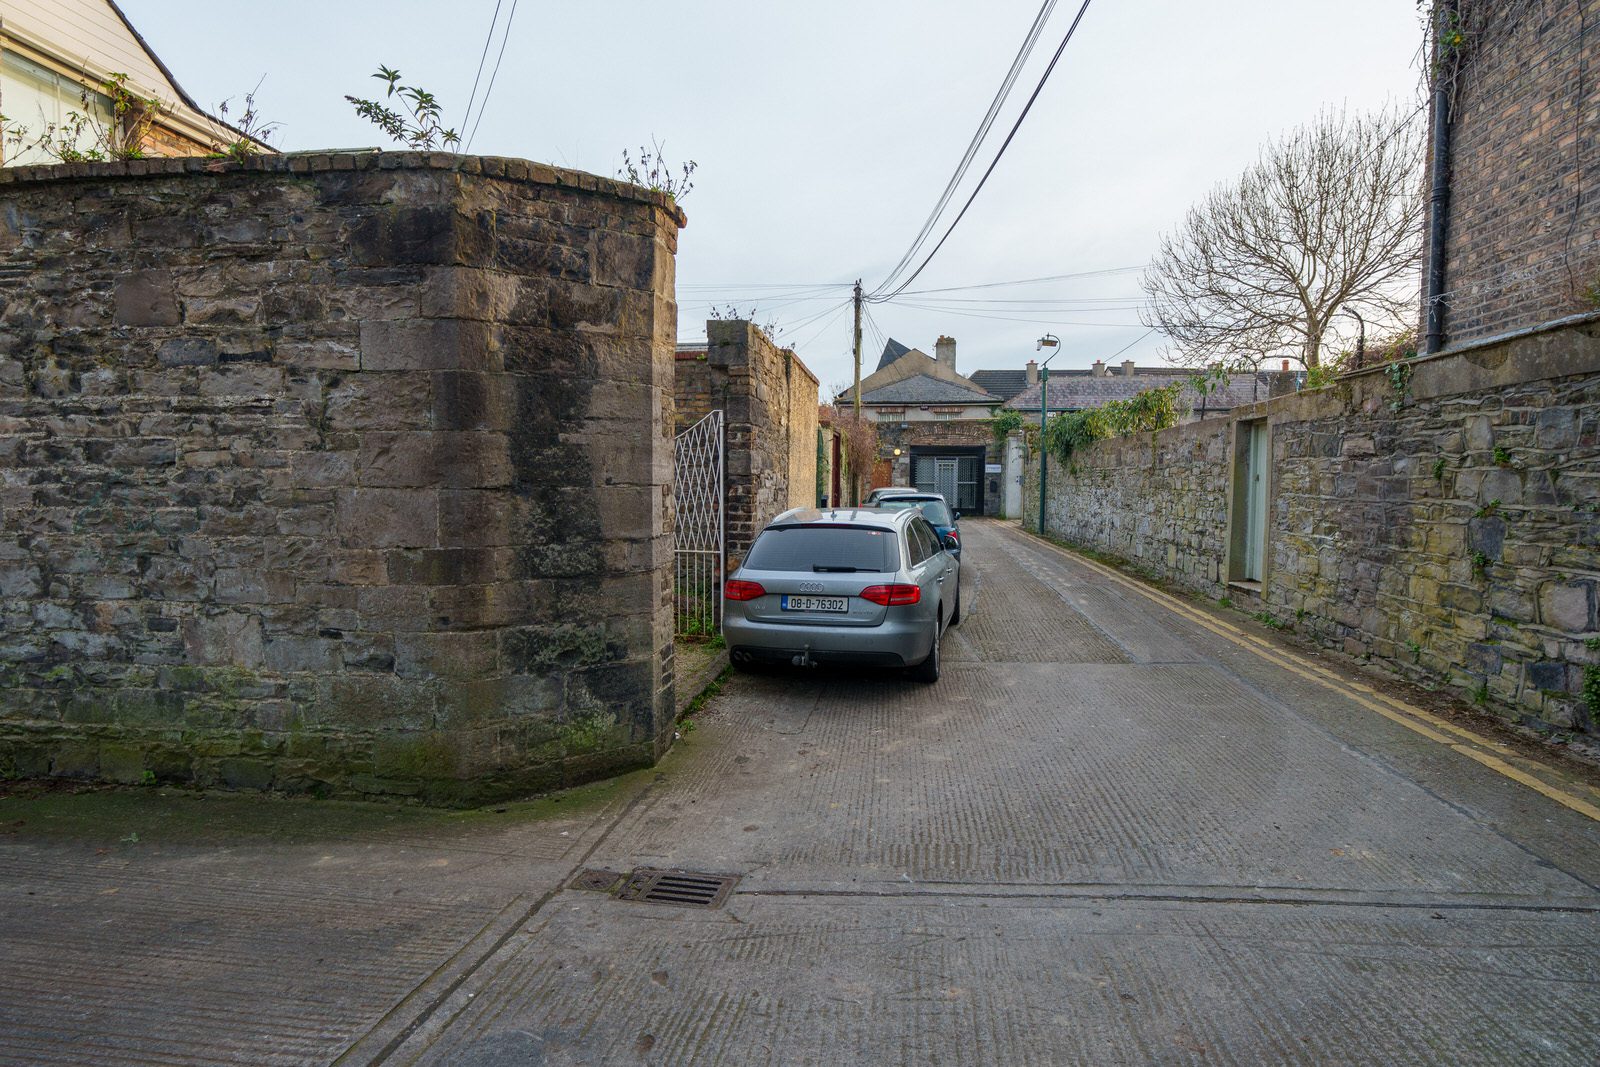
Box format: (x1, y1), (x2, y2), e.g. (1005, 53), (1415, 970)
(120, 0), (1426, 389)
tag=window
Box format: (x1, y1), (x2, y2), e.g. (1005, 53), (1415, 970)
(1, 51), (114, 167)
(744, 525), (897, 573)
(911, 520), (939, 564)
(904, 524), (928, 566)
(879, 497), (954, 526)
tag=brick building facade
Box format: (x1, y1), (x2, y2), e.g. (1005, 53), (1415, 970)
(1427, 0), (1600, 347)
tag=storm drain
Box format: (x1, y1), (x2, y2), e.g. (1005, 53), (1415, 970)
(614, 868), (740, 909)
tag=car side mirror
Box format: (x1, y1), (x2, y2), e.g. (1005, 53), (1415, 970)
(951, 511), (960, 520)
(941, 533), (959, 552)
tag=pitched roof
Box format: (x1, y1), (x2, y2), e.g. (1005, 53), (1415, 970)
(1, 0), (266, 151)
(875, 338), (912, 371)
(1004, 371), (1265, 413)
(860, 374), (999, 405)
(967, 369), (1029, 401)
(838, 345), (988, 403)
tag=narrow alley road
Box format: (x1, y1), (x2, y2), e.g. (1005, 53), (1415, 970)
(399, 520), (1600, 1065)
(4, 520), (1599, 1066)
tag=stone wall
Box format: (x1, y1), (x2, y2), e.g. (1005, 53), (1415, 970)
(702, 321), (818, 563)
(786, 353), (819, 512)
(0, 151), (684, 804)
(1429, 0), (1600, 346)
(1026, 318), (1600, 734)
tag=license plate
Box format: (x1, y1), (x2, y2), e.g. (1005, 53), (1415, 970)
(781, 595), (848, 613)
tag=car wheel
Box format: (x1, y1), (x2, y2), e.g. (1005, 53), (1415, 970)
(911, 617), (942, 683)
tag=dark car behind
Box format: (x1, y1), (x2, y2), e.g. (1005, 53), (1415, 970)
(875, 494), (961, 558)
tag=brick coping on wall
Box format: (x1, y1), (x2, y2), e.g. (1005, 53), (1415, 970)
(0, 150), (689, 228)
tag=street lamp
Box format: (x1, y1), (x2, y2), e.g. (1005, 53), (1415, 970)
(1343, 308), (1366, 369)
(1035, 334), (1061, 536)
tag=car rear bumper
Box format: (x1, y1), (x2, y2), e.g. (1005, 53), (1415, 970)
(724, 614), (934, 668)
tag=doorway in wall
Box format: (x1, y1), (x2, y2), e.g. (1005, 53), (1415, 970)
(910, 446), (984, 513)
(1229, 420), (1269, 587)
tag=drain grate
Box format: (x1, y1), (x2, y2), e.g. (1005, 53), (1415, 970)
(615, 868), (739, 909)
(571, 869), (625, 893)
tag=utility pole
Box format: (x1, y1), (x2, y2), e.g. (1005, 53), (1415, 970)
(851, 279), (863, 417)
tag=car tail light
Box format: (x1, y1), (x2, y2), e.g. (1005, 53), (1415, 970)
(724, 579), (766, 601)
(946, 529), (959, 542)
(859, 584), (921, 606)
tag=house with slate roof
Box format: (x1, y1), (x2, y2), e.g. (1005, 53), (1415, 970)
(835, 336), (1005, 514)
(832, 335), (1306, 514)
(0, 0), (261, 166)
(1002, 358), (1291, 421)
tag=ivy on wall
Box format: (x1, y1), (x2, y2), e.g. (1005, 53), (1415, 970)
(1043, 384), (1185, 463)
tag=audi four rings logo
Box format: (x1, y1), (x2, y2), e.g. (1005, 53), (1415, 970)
(799, 582), (825, 593)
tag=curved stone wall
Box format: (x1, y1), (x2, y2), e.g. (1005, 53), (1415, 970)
(0, 152), (684, 804)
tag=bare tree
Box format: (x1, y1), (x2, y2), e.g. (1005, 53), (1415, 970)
(1141, 107), (1424, 369)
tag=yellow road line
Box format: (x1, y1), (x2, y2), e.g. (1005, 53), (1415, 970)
(1019, 528), (1600, 823)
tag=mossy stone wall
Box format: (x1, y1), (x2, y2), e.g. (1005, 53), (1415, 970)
(0, 152), (683, 803)
(1027, 320), (1600, 734)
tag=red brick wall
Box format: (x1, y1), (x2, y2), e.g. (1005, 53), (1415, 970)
(673, 352), (727, 433)
(1430, 0), (1600, 345)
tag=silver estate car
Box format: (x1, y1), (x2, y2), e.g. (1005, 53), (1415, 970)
(723, 507), (960, 682)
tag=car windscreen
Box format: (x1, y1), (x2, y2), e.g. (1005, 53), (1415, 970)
(743, 525), (898, 573)
(879, 498), (954, 525)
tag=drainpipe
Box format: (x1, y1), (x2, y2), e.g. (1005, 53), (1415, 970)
(1423, 0), (1458, 355)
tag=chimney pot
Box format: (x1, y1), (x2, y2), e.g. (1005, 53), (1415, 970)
(1122, 360), (1136, 377)
(1025, 360), (1039, 386)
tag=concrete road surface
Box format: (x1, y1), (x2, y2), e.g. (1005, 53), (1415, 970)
(4, 519), (1599, 1065)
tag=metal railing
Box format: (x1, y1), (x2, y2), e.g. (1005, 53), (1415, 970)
(672, 410), (724, 637)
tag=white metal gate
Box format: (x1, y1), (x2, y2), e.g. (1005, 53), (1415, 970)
(673, 410), (725, 637)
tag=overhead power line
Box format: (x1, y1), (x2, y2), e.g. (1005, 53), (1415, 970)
(460, 0), (504, 142)
(871, 0), (1097, 303)
(464, 0), (521, 152)
(892, 265), (1141, 296)
(871, 0), (1062, 299)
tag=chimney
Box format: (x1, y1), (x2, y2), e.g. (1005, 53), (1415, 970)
(1025, 360), (1039, 386)
(935, 335), (957, 371)
(1122, 360), (1136, 377)
(1281, 359), (1290, 372)
(1091, 359), (1107, 377)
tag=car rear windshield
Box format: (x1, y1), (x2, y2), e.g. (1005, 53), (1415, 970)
(743, 525), (898, 573)
(880, 498), (954, 525)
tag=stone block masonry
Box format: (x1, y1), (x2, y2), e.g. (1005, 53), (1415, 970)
(1026, 319), (1600, 735)
(0, 152), (686, 804)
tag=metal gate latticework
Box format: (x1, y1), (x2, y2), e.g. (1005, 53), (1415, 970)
(673, 410), (724, 637)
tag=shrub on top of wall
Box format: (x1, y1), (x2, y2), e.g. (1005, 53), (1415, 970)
(1044, 383), (1184, 463)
